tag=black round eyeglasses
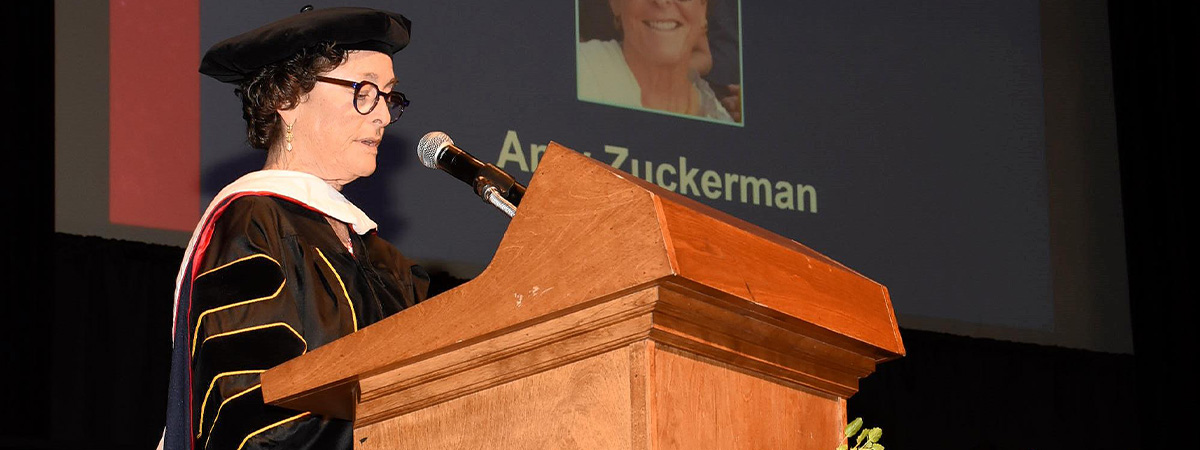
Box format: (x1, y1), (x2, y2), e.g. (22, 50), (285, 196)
(315, 76), (410, 124)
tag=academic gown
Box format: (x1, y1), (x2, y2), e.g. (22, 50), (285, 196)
(162, 171), (429, 450)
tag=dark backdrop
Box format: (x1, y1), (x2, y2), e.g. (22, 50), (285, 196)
(9, 0), (1194, 448)
(1107, 0), (1195, 449)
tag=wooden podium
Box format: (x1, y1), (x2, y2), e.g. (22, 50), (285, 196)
(261, 143), (905, 449)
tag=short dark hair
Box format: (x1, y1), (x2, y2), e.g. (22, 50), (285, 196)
(235, 42), (348, 150)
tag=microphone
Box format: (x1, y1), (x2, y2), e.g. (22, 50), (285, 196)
(417, 131), (526, 215)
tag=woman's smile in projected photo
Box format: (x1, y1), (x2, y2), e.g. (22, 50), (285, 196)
(615, 0), (707, 66)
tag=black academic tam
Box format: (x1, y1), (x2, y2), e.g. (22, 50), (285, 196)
(200, 6), (412, 84)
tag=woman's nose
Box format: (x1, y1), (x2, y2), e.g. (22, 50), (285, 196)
(371, 100), (392, 125)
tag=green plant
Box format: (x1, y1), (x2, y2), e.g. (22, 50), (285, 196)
(836, 417), (883, 450)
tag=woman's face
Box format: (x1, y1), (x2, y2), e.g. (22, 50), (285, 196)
(613, 0), (707, 67)
(282, 50), (396, 187)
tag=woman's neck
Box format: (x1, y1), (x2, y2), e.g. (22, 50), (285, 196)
(263, 148), (347, 191)
(623, 49), (695, 115)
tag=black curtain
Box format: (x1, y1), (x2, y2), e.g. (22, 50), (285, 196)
(1108, 1), (1196, 449)
(849, 330), (1136, 449)
(41, 235), (180, 449)
(3, 1), (57, 448)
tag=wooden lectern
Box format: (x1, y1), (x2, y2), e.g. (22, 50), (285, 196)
(261, 143), (905, 449)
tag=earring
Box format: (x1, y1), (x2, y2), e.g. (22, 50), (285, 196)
(284, 119), (296, 152)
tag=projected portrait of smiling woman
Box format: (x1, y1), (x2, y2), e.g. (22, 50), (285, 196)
(577, 0), (743, 124)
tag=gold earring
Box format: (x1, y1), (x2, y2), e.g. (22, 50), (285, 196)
(284, 119), (296, 152)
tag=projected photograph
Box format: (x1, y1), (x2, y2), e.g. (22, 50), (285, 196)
(577, 0), (742, 125)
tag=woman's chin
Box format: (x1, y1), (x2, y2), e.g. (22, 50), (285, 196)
(628, 42), (692, 67)
(649, 52), (691, 68)
(351, 159), (377, 179)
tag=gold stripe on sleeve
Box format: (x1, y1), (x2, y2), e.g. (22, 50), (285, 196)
(198, 322), (308, 356)
(196, 253), (279, 280)
(315, 247), (358, 332)
(197, 369), (265, 437)
(199, 383), (261, 441)
(191, 279), (287, 358)
(195, 323), (309, 441)
(235, 412), (312, 450)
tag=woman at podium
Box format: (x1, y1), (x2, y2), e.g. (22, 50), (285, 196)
(160, 6), (429, 450)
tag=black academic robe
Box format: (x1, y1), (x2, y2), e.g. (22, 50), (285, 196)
(167, 193), (428, 450)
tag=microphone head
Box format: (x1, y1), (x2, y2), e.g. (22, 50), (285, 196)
(417, 131), (453, 169)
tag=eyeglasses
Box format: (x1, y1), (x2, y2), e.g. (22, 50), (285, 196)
(315, 76), (410, 124)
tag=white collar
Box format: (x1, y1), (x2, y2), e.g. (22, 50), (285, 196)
(208, 170), (378, 234)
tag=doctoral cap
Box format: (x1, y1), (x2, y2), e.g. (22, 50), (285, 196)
(200, 6), (412, 84)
